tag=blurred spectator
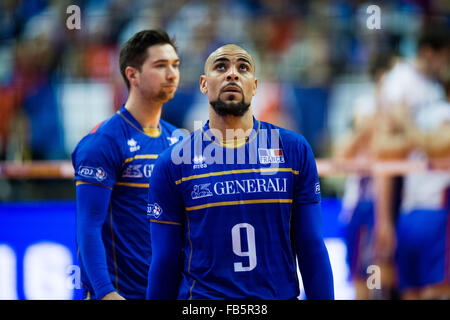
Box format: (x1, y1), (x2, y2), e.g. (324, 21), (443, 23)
(12, 5), (66, 160)
(333, 51), (396, 299)
(374, 22), (450, 300)
(0, 0), (448, 172)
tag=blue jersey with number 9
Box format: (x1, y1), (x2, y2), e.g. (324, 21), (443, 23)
(148, 118), (321, 299)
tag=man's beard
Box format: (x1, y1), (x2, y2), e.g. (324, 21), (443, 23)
(155, 90), (171, 102)
(154, 89), (174, 102)
(210, 97), (250, 117)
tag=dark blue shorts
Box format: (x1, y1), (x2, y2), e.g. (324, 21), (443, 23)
(344, 201), (375, 280)
(395, 209), (450, 291)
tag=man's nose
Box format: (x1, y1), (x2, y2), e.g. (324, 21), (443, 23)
(166, 66), (178, 80)
(226, 66), (239, 81)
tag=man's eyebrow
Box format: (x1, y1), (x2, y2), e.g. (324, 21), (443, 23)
(237, 57), (252, 65)
(212, 57), (230, 64)
(151, 58), (180, 64)
(212, 57), (252, 67)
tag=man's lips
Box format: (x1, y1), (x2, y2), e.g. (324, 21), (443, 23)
(221, 85), (242, 93)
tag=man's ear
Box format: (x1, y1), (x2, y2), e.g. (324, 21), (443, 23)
(200, 75), (208, 95)
(125, 66), (139, 88)
(252, 78), (258, 97)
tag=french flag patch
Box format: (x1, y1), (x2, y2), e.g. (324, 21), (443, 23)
(258, 148), (285, 164)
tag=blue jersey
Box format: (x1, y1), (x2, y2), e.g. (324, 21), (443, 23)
(148, 118), (321, 299)
(72, 105), (178, 299)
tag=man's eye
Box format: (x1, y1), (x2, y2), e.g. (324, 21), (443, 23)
(215, 63), (226, 71)
(239, 64), (249, 71)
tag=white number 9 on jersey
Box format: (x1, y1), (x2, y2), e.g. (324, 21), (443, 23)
(231, 223), (257, 272)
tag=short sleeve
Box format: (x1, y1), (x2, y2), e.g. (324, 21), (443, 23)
(294, 138), (321, 204)
(147, 151), (184, 225)
(72, 134), (120, 189)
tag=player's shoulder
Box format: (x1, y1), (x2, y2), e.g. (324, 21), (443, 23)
(152, 128), (202, 179)
(72, 112), (124, 156)
(90, 111), (126, 137)
(258, 120), (310, 147)
(157, 128), (195, 163)
(159, 118), (179, 134)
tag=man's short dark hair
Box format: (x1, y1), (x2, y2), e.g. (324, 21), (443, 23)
(368, 52), (394, 80)
(418, 23), (450, 52)
(119, 29), (177, 90)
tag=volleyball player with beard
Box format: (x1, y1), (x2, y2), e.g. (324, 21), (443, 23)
(146, 44), (334, 300)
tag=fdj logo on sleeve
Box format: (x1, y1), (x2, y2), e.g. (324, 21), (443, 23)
(147, 203), (163, 219)
(78, 166), (107, 182)
(315, 182), (321, 195)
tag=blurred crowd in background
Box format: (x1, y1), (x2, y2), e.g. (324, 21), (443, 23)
(1, 0), (450, 300)
(0, 0), (448, 162)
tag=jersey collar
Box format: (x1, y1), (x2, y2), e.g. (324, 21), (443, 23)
(117, 105), (162, 138)
(202, 116), (260, 149)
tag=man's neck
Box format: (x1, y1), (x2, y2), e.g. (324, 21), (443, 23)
(208, 107), (254, 142)
(125, 93), (163, 129)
